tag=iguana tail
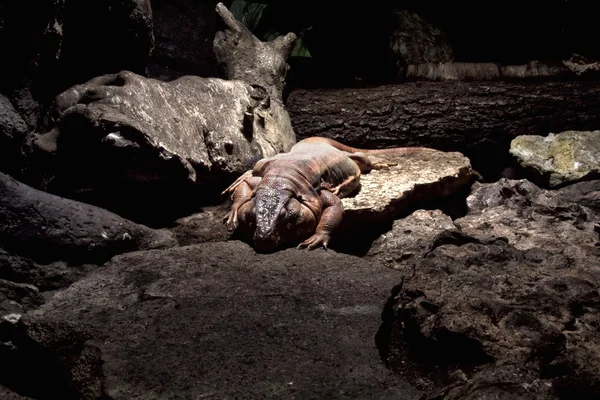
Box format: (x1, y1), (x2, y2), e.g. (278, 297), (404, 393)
(299, 136), (434, 155)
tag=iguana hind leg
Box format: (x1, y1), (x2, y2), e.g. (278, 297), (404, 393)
(319, 174), (360, 198)
(347, 152), (397, 173)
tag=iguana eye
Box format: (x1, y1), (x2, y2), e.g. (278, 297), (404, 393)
(279, 207), (287, 217)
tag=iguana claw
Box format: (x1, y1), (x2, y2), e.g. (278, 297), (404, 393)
(223, 210), (238, 230)
(297, 232), (330, 250)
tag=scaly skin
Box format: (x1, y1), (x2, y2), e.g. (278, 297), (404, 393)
(222, 136), (430, 252)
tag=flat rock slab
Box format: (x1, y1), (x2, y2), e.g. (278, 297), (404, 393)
(342, 149), (472, 220)
(510, 130), (600, 188)
(20, 241), (422, 399)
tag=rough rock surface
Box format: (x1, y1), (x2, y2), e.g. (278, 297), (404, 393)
(0, 249), (94, 292)
(342, 150), (472, 221)
(563, 54), (600, 78)
(510, 130), (600, 188)
(286, 81), (600, 179)
(148, 0), (221, 81)
(15, 241), (422, 399)
(0, 280), (43, 318)
(0, 94), (29, 177)
(0, 0), (154, 129)
(170, 206), (232, 246)
(31, 4), (297, 221)
(0, 172), (175, 265)
(379, 178), (600, 399)
(44, 70), (293, 184)
(0, 384), (32, 400)
(390, 9), (454, 66)
(458, 178), (600, 253)
(367, 209), (457, 274)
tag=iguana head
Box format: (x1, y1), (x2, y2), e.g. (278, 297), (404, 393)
(250, 187), (317, 252)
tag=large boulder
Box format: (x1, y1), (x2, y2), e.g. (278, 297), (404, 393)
(510, 130), (600, 188)
(148, 0), (235, 81)
(390, 9), (454, 68)
(0, 0), (154, 128)
(378, 178), (600, 399)
(0, 171), (175, 265)
(12, 241), (420, 399)
(0, 95), (29, 177)
(32, 3), (297, 223)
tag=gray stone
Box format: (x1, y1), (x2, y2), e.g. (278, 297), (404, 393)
(32, 3), (297, 218)
(367, 209), (457, 273)
(19, 241), (422, 399)
(0, 94), (28, 176)
(0, 171), (176, 265)
(342, 149), (473, 221)
(0, 279), (43, 318)
(379, 178), (600, 399)
(456, 179), (598, 258)
(0, 248), (94, 291)
(510, 130), (600, 188)
(390, 9), (454, 66)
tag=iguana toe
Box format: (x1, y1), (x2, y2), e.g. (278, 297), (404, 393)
(223, 211), (238, 230)
(297, 233), (329, 250)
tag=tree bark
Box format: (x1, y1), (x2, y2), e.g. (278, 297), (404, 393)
(286, 80), (600, 178)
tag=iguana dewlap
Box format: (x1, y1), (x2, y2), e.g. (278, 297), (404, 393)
(221, 137), (429, 252)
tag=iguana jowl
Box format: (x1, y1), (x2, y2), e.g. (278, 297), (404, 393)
(222, 137), (430, 252)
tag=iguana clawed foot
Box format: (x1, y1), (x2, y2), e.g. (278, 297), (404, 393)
(297, 232), (330, 250)
(223, 210), (239, 231)
(369, 156), (398, 170)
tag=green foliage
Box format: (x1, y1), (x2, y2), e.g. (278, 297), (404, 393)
(229, 0), (312, 58)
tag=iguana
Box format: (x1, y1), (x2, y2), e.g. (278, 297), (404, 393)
(222, 136), (431, 252)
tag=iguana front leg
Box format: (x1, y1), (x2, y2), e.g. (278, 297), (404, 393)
(223, 176), (261, 230)
(297, 190), (343, 250)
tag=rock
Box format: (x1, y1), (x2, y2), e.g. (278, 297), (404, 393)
(0, 172), (176, 265)
(58, 0), (153, 90)
(554, 179), (600, 217)
(342, 149), (473, 221)
(32, 3), (297, 222)
(0, 280), (43, 318)
(0, 94), (29, 177)
(384, 237), (600, 399)
(148, 0), (220, 81)
(378, 178), (600, 398)
(456, 179), (599, 258)
(563, 54), (600, 78)
(0, 249), (94, 291)
(16, 241), (422, 399)
(510, 130), (600, 188)
(170, 206), (231, 246)
(0, 0), (154, 129)
(0, 0), (64, 127)
(0, 384), (33, 400)
(390, 9), (454, 66)
(367, 209), (457, 274)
